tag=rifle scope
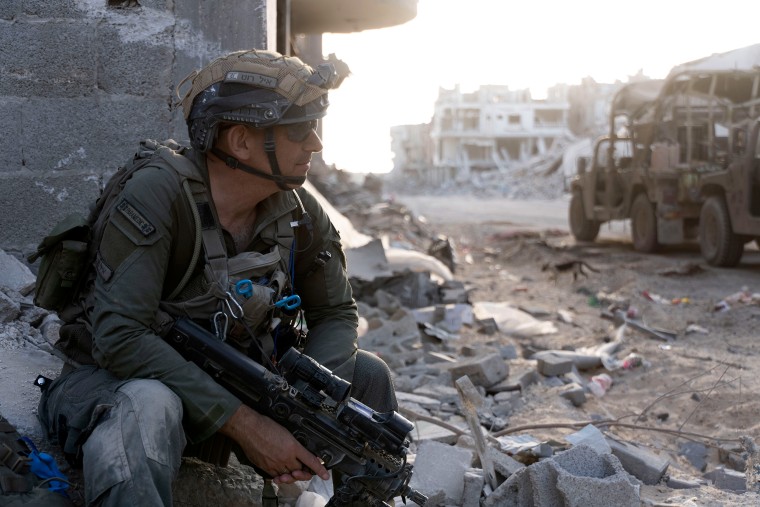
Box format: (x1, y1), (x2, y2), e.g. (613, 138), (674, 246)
(279, 348), (351, 402)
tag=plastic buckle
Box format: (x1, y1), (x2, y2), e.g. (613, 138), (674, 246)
(274, 294), (301, 311)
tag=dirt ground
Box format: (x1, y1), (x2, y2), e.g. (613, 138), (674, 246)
(394, 193), (760, 506)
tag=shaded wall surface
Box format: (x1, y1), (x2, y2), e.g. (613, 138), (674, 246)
(0, 0), (273, 258)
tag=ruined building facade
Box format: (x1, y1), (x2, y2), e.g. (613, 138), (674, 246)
(390, 76), (648, 187)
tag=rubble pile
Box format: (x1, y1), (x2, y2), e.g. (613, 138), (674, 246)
(383, 135), (574, 200)
(2, 178), (760, 506)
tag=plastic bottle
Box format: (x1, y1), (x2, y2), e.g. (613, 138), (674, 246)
(587, 373), (613, 397)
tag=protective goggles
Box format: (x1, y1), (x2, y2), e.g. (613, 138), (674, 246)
(285, 119), (319, 142)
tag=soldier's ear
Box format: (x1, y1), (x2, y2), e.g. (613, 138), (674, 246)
(222, 124), (256, 159)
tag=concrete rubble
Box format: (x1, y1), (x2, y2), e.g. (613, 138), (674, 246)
(0, 175), (756, 506)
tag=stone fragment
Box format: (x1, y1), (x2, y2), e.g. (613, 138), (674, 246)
(447, 353), (509, 388)
(408, 440), (474, 505)
(607, 438), (669, 485)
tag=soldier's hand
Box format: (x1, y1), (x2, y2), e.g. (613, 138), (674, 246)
(220, 404), (329, 484)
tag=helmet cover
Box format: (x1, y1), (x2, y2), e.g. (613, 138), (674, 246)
(179, 49), (343, 152)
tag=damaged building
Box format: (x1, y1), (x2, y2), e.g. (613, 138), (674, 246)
(389, 72), (652, 189)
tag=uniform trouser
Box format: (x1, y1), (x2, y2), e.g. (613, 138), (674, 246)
(38, 350), (396, 507)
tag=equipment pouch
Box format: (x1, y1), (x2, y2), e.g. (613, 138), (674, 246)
(226, 248), (288, 345)
(28, 214), (91, 312)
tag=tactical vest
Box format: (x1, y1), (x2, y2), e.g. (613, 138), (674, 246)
(53, 140), (307, 369)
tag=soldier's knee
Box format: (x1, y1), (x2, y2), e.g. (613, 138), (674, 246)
(353, 351), (397, 412)
(117, 379), (184, 427)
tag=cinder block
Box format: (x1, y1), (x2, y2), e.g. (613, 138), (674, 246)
(483, 445), (640, 507)
(559, 382), (587, 407)
(704, 466), (746, 492)
(408, 440), (474, 506)
(96, 24), (174, 95)
(2, 0), (82, 21)
(487, 447), (525, 481)
(607, 438), (669, 485)
(535, 351), (575, 376)
(0, 171), (101, 253)
(22, 97), (170, 173)
(462, 468), (484, 507)
(0, 98), (23, 173)
(0, 22), (97, 97)
(448, 353), (509, 388)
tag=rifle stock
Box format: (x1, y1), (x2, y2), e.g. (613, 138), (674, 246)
(164, 317), (427, 507)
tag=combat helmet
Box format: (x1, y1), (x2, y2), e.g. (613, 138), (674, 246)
(180, 49), (342, 152)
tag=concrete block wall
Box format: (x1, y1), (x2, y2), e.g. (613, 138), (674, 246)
(0, 0), (274, 259)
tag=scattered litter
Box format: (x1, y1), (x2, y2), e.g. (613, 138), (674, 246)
(657, 263), (704, 276)
(642, 290), (689, 305)
(472, 302), (558, 337)
(588, 373), (613, 397)
(685, 324), (709, 335)
(621, 353), (648, 370)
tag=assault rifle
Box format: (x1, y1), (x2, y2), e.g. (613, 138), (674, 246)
(164, 318), (427, 507)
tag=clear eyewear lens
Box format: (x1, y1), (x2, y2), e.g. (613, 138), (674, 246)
(286, 120), (318, 142)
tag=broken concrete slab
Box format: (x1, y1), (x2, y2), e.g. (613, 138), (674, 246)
(483, 445), (640, 507)
(411, 303), (474, 333)
(344, 237), (393, 281)
(607, 437), (670, 485)
(559, 382), (587, 407)
(358, 308), (420, 351)
(462, 468), (485, 507)
(704, 466), (746, 492)
(532, 349), (603, 371)
(395, 391), (445, 411)
(487, 359), (539, 393)
(0, 290), (20, 323)
(564, 424), (611, 455)
(407, 440), (474, 505)
(446, 353), (509, 388)
(351, 270), (442, 309)
(535, 351), (575, 376)
(0, 250), (36, 295)
(484, 446), (525, 481)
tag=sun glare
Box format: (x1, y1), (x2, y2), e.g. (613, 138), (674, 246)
(322, 0), (760, 174)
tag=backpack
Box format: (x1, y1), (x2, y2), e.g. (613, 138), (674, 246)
(27, 139), (202, 314)
(28, 139), (306, 330)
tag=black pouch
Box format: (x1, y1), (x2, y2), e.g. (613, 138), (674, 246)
(27, 214), (91, 312)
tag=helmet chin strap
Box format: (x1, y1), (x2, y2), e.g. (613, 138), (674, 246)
(210, 128), (305, 191)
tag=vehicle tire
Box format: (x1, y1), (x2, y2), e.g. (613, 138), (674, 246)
(630, 193), (658, 253)
(699, 195), (744, 267)
(569, 191), (600, 241)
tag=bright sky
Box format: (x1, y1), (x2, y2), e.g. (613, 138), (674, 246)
(320, 0), (760, 174)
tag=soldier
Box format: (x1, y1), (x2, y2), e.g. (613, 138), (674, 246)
(38, 49), (397, 506)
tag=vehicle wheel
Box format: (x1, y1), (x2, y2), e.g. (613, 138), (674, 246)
(569, 191), (600, 241)
(630, 193), (658, 252)
(699, 196), (744, 267)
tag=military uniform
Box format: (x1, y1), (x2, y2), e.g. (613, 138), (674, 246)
(38, 148), (396, 505)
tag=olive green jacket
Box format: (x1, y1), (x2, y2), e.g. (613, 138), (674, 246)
(87, 150), (358, 442)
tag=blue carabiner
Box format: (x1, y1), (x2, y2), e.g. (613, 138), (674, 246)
(274, 294), (301, 311)
(235, 279), (253, 299)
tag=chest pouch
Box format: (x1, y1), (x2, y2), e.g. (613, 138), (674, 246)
(224, 247), (292, 353)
